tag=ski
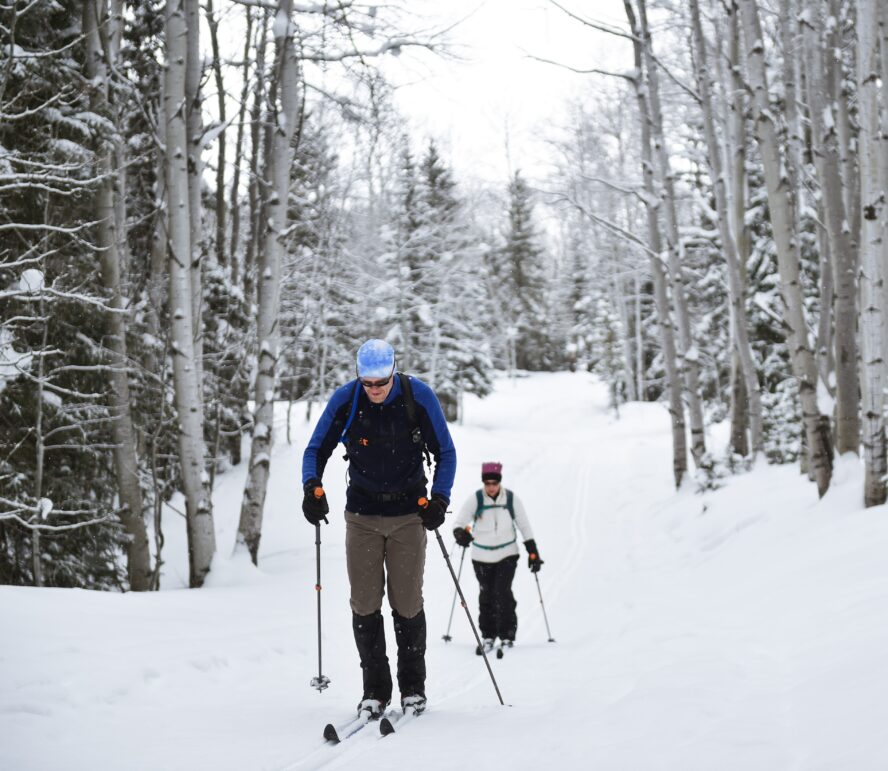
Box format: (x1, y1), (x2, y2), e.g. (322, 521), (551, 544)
(379, 706), (423, 736)
(323, 710), (377, 744)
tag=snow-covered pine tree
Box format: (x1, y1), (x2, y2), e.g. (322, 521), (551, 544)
(419, 142), (493, 417)
(384, 140), (493, 418)
(498, 171), (559, 372)
(279, 120), (356, 414)
(0, 0), (135, 588)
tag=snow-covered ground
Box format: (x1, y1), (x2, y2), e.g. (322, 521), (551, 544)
(3, 372), (888, 770)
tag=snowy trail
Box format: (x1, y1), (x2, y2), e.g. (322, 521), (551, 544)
(3, 372), (888, 770)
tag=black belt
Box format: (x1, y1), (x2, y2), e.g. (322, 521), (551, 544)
(350, 483), (425, 503)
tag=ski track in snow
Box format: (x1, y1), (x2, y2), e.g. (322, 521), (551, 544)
(3, 373), (888, 770)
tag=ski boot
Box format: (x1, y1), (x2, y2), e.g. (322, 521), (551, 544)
(401, 693), (427, 716)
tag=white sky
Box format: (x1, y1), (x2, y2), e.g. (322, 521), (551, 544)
(385, 0), (631, 184)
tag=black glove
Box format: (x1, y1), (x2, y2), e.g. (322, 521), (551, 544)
(524, 539), (543, 573)
(453, 527), (473, 548)
(418, 494), (447, 531)
(302, 478), (329, 525)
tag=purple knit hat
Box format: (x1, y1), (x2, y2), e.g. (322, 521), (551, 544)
(481, 462), (502, 482)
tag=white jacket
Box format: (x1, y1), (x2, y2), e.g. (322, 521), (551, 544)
(453, 487), (534, 564)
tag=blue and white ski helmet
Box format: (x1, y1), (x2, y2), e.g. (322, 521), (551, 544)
(356, 339), (396, 379)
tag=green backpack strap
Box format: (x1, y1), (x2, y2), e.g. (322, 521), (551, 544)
(474, 489), (515, 521)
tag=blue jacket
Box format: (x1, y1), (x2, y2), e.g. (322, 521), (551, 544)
(302, 374), (457, 516)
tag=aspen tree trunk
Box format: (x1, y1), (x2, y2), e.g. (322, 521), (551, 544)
(779, 0), (804, 244)
(634, 269), (644, 400)
(109, 0), (131, 279)
(83, 0), (152, 590)
(727, 1), (750, 456)
(228, 9), (254, 284)
(236, 0), (300, 563)
(635, 0), (707, 466)
(815, 202), (836, 391)
(801, 6), (860, 455)
(245, 12), (269, 308)
(614, 276), (638, 401)
(616, 143), (638, 402)
(164, 0), (215, 585)
(831, 0), (859, 240)
(739, 0), (833, 496)
(143, 61), (168, 384)
(878, 4), (888, 372)
(689, 0), (763, 458)
(624, 0), (687, 487)
(779, 0), (832, 412)
(206, 0), (227, 270)
(778, 0), (833, 402)
(32, 317), (47, 587)
(185, 0), (203, 387)
(856, 0), (886, 506)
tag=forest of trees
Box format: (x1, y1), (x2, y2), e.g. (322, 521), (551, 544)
(0, 0), (886, 591)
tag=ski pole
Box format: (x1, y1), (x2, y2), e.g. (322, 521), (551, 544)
(533, 572), (556, 642)
(442, 545), (467, 642)
(432, 526), (505, 705)
(310, 516), (331, 691)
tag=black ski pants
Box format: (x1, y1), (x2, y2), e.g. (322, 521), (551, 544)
(472, 555), (519, 641)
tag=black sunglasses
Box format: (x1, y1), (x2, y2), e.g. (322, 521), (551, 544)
(360, 375), (393, 389)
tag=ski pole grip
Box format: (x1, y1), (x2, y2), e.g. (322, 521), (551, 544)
(314, 486), (325, 498)
(418, 497), (428, 508)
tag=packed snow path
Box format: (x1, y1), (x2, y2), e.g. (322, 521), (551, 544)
(2, 373), (887, 770)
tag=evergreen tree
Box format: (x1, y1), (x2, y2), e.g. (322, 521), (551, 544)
(279, 120), (356, 408)
(0, 0), (131, 588)
(499, 171), (558, 371)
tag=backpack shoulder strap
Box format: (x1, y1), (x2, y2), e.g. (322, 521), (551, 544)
(506, 489), (515, 520)
(399, 372), (417, 427)
(399, 372), (431, 465)
(338, 380), (362, 445)
(474, 489), (484, 520)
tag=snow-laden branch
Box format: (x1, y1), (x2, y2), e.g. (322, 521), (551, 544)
(0, 171), (108, 188)
(42, 416), (115, 442)
(543, 188), (658, 258)
(0, 92), (65, 120)
(0, 181), (94, 197)
(0, 511), (113, 532)
(0, 219), (103, 235)
(548, 0), (637, 41)
(13, 369), (105, 400)
(579, 173), (649, 204)
(3, 286), (130, 314)
(547, 0), (699, 103)
(300, 37), (434, 62)
(524, 52), (635, 81)
(0, 156), (88, 173)
(229, 0), (354, 10)
(0, 32), (85, 60)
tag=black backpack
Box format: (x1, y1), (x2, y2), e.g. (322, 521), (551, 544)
(339, 373), (431, 465)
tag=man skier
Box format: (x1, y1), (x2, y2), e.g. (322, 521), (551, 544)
(452, 461), (542, 657)
(302, 339), (457, 719)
